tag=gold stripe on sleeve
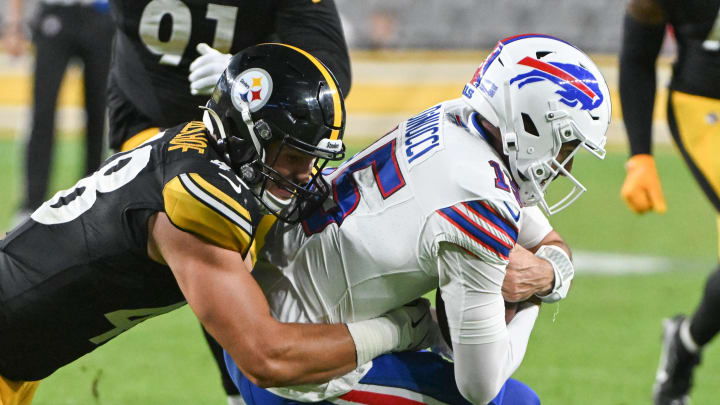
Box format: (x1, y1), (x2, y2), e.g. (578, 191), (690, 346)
(188, 173), (252, 222)
(163, 177), (252, 254)
(248, 214), (278, 266)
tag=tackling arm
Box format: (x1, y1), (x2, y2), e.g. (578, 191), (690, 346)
(150, 212), (359, 387)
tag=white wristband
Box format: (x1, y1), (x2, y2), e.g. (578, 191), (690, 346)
(345, 317), (399, 366)
(534, 245), (574, 303)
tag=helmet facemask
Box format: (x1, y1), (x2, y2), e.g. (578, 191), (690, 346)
(245, 134), (344, 224)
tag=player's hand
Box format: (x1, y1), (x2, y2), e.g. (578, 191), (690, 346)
(188, 43), (231, 96)
(620, 154), (667, 214)
(503, 244), (554, 302)
(1, 25), (28, 57)
(384, 298), (439, 352)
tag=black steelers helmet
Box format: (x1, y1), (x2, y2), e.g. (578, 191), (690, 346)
(202, 43), (346, 223)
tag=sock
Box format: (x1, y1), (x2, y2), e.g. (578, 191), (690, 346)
(688, 267), (720, 347)
(679, 318), (700, 354)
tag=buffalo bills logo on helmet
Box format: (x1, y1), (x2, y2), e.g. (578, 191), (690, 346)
(510, 56), (603, 111)
(230, 68), (273, 113)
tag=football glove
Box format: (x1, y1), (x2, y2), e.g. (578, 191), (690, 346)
(188, 43), (231, 96)
(621, 154), (667, 214)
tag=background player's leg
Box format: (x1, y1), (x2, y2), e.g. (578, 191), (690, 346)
(22, 7), (73, 212)
(654, 91), (720, 404)
(689, 264), (720, 347)
(76, 6), (113, 175)
(666, 92), (720, 349)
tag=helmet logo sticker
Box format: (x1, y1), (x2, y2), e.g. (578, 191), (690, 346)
(231, 68), (273, 113)
(509, 56), (604, 111)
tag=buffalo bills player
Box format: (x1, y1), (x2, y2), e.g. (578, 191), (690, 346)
(225, 34), (611, 404)
(618, 1), (720, 404)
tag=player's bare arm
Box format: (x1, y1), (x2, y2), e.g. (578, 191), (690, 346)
(148, 212), (359, 388)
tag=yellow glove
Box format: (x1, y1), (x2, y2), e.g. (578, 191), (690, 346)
(620, 154), (667, 214)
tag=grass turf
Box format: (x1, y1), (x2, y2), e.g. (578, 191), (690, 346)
(0, 134), (717, 404)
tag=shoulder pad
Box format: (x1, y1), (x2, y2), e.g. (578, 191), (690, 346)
(163, 171), (257, 255)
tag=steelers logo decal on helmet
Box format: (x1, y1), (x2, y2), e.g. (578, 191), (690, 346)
(231, 68), (273, 113)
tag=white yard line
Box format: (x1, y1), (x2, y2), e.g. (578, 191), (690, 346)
(573, 251), (677, 275)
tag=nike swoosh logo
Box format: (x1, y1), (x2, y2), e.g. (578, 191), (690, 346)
(219, 173), (245, 194)
(411, 310), (428, 328)
(504, 201), (521, 222)
(408, 330), (431, 350)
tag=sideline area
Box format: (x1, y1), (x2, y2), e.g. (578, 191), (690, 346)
(0, 51), (673, 145)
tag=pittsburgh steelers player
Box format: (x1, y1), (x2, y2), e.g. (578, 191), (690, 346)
(619, 1), (720, 404)
(0, 44), (435, 405)
(106, 3), (351, 400)
(227, 34), (611, 404)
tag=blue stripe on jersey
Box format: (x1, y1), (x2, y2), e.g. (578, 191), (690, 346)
(438, 207), (511, 259)
(465, 200), (518, 242)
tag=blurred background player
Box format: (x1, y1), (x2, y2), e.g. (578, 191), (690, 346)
(618, 0), (720, 403)
(105, 1), (351, 403)
(107, 0), (351, 153)
(2, 0), (113, 222)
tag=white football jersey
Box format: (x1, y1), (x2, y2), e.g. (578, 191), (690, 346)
(254, 98), (551, 325)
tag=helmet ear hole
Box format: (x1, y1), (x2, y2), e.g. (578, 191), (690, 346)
(521, 112), (540, 136)
(254, 119), (272, 140)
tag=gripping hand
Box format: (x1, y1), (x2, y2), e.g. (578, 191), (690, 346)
(188, 43), (231, 96)
(385, 298), (438, 352)
(621, 154), (667, 214)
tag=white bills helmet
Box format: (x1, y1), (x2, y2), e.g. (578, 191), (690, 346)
(462, 34), (610, 214)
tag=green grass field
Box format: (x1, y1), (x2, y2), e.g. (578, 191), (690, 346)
(1, 134), (718, 405)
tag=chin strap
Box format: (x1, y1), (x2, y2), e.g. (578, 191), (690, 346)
(237, 101), (265, 163)
(260, 186), (293, 216)
(200, 106), (232, 163)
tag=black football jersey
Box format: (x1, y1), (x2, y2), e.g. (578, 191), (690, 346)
(107, 0), (350, 148)
(658, 0), (720, 98)
(0, 122), (274, 381)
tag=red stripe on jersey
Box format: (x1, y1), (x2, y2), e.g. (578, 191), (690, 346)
(479, 200), (518, 232)
(339, 389), (426, 404)
(462, 202), (516, 245)
(451, 206), (513, 249)
(437, 210), (510, 261)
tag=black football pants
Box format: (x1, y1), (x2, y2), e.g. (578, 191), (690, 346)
(23, 4), (113, 210)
